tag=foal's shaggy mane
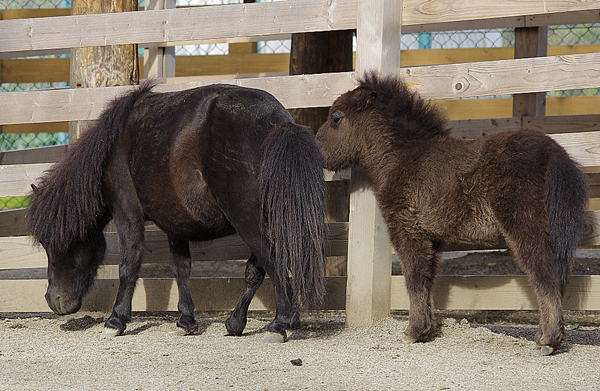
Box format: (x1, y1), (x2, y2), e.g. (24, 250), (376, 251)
(359, 71), (450, 140)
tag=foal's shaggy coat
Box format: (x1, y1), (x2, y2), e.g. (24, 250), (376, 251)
(316, 72), (588, 355)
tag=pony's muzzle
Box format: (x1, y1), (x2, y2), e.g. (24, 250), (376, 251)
(45, 288), (82, 315)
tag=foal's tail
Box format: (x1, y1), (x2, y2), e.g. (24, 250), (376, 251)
(27, 81), (155, 255)
(259, 122), (327, 309)
(545, 146), (589, 294)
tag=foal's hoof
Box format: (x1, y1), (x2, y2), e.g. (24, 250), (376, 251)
(262, 332), (286, 343)
(402, 334), (418, 344)
(537, 344), (556, 356)
(102, 327), (122, 338)
(177, 325), (198, 336)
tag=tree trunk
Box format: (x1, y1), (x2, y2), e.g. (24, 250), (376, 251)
(289, 30), (354, 276)
(69, 0), (139, 141)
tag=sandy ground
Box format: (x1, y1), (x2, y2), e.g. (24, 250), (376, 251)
(1, 309), (599, 391)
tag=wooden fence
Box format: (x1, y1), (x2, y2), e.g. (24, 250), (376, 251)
(1, 0), (599, 322)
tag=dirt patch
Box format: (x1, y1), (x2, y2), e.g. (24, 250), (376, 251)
(1, 310), (599, 390)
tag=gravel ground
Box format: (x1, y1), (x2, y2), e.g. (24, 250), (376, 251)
(1, 310), (599, 391)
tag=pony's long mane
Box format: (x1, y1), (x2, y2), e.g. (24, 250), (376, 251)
(27, 81), (155, 255)
(359, 71), (450, 140)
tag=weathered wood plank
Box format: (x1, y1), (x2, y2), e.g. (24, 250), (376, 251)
(0, 0), (359, 54)
(4, 49), (600, 125)
(391, 275), (600, 311)
(1, 275), (599, 313)
(0, 208), (28, 238)
(548, 132), (600, 168)
(0, 276), (348, 312)
(0, 222), (349, 270)
(404, 52), (600, 100)
(2, 1), (600, 55)
(5, 45), (600, 84)
(0, 163), (51, 197)
(0, 72), (357, 126)
(0, 145), (67, 165)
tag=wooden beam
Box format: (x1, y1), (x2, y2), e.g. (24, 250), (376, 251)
(512, 26), (547, 117)
(403, 52), (600, 100)
(0, 222), (349, 269)
(390, 275), (600, 311)
(1, 275), (599, 313)
(2, 1), (600, 55)
(0, 145), (67, 165)
(0, 163), (50, 197)
(345, 0), (400, 327)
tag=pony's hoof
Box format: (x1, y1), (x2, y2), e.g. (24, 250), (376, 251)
(262, 332), (285, 343)
(539, 345), (555, 356)
(402, 334), (418, 344)
(102, 327), (122, 338)
(177, 326), (198, 336)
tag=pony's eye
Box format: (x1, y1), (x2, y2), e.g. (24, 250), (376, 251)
(331, 111), (344, 126)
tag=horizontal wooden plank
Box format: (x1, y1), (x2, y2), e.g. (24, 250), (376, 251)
(449, 114), (600, 139)
(1, 274), (599, 313)
(0, 72), (357, 125)
(5, 97), (600, 135)
(0, 208), (28, 238)
(2, 209), (598, 271)
(0, 163), (50, 197)
(5, 45), (600, 84)
(0, 0), (358, 54)
(404, 52), (600, 99)
(0, 276), (348, 312)
(548, 132), (600, 168)
(391, 275), (600, 311)
(3, 1), (600, 56)
(0, 145), (67, 165)
(0, 222), (349, 270)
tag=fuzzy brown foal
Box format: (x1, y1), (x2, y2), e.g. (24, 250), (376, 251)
(316, 71), (588, 355)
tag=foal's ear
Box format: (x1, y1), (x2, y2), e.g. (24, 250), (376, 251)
(355, 89), (377, 112)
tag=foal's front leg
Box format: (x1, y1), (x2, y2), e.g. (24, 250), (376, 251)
(168, 236), (199, 335)
(396, 238), (439, 344)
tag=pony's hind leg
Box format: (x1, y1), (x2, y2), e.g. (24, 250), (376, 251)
(168, 237), (199, 335)
(226, 254), (266, 336)
(263, 269), (300, 343)
(396, 238), (439, 344)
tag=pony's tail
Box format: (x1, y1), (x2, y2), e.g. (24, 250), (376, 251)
(259, 122), (327, 309)
(27, 81), (155, 255)
(545, 147), (589, 294)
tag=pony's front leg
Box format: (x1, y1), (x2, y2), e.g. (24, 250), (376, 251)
(168, 236), (198, 335)
(104, 237), (144, 337)
(226, 254), (266, 336)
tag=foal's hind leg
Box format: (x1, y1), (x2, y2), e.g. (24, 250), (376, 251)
(395, 237), (439, 344)
(168, 236), (199, 335)
(510, 240), (565, 355)
(225, 254), (266, 336)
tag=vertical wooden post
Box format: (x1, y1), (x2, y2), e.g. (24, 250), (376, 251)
(69, 0), (139, 142)
(143, 0), (176, 80)
(513, 27), (548, 117)
(346, 0), (401, 327)
(288, 29), (354, 276)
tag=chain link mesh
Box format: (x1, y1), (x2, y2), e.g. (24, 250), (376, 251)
(1, 0), (599, 210)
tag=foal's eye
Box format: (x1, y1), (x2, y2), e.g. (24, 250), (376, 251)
(331, 111), (344, 126)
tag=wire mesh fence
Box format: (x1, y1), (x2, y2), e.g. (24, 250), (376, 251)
(1, 0), (599, 210)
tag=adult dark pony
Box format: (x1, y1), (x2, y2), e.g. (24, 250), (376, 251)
(316, 71), (588, 355)
(27, 81), (326, 343)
